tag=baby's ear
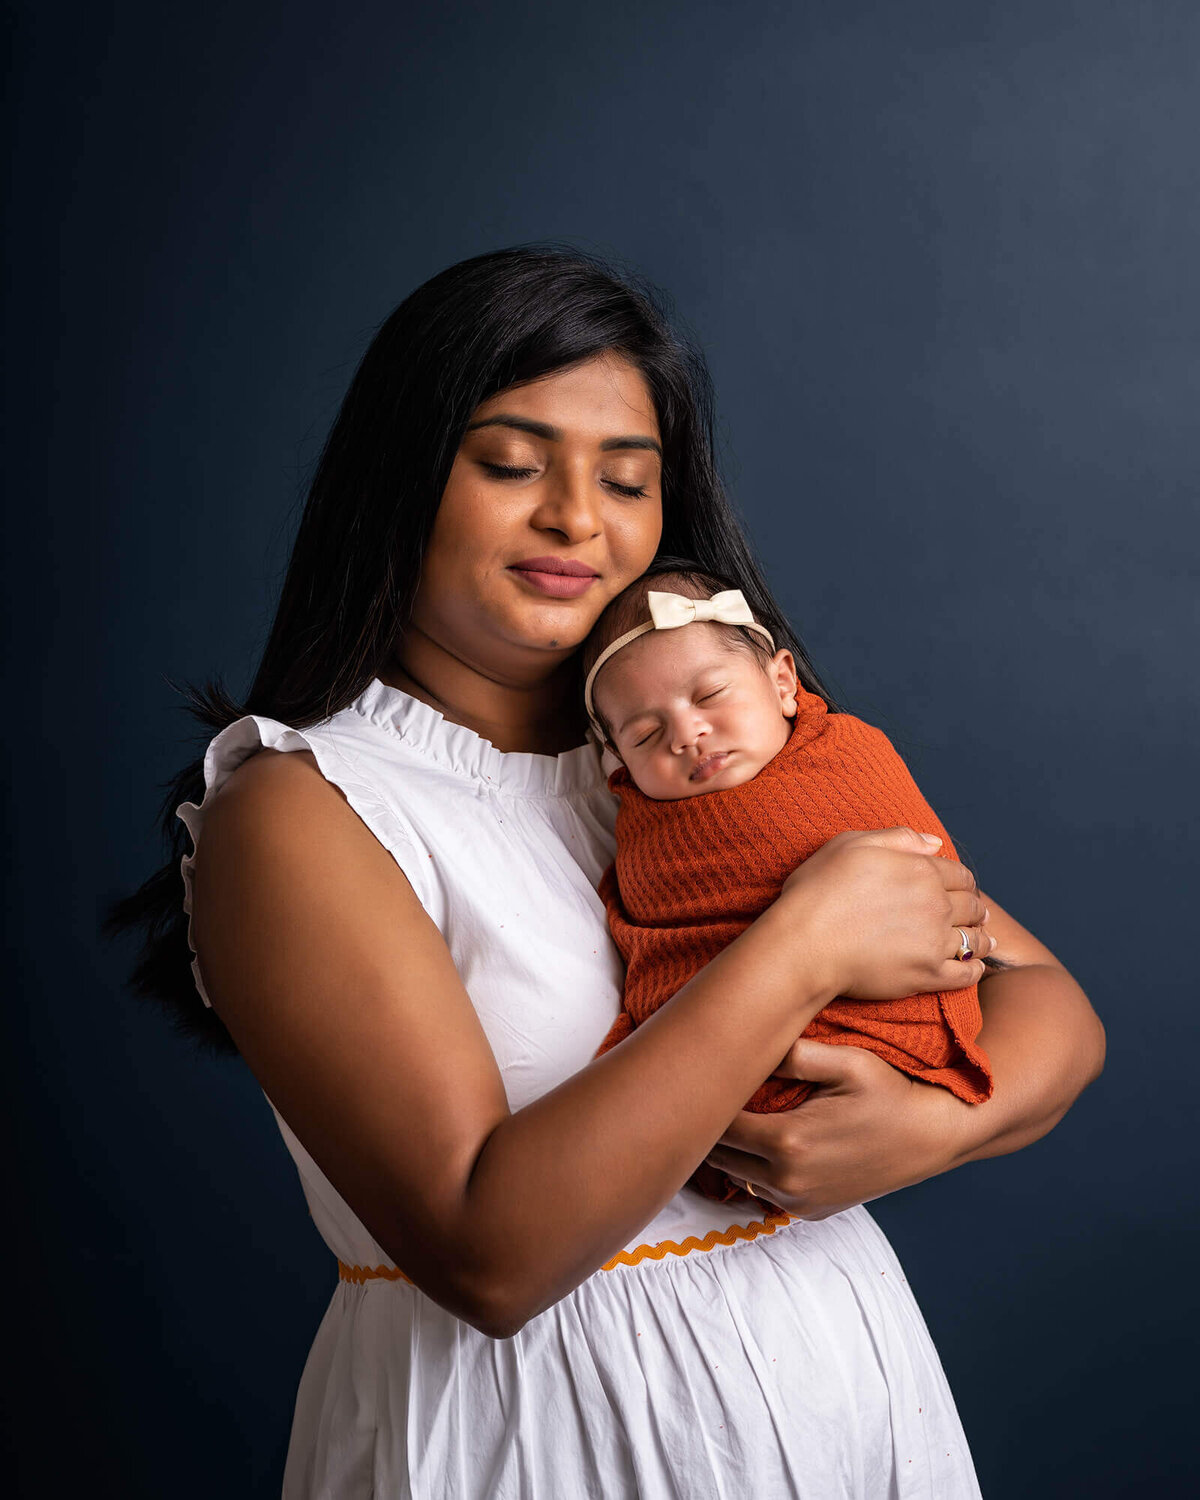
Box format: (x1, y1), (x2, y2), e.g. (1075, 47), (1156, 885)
(598, 737), (625, 778)
(589, 722), (624, 764)
(771, 649), (799, 717)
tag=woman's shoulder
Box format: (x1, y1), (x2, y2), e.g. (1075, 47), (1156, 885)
(186, 726), (399, 893)
(178, 704), (437, 903)
(202, 741), (341, 829)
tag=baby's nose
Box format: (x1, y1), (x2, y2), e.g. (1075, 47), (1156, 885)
(670, 713), (709, 754)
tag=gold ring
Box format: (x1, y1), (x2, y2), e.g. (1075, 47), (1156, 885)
(744, 1179), (759, 1198)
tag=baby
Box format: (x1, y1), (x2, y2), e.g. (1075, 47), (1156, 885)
(582, 563), (994, 1205)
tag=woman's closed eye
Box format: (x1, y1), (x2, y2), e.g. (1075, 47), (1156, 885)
(479, 461), (648, 498)
(481, 461), (539, 480)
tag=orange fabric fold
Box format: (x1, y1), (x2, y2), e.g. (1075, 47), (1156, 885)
(595, 690), (993, 1204)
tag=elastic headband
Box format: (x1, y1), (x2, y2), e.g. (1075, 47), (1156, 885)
(584, 588), (776, 738)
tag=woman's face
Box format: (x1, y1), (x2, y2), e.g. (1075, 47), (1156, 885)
(410, 354), (664, 682)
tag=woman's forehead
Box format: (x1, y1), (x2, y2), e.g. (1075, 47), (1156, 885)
(468, 354), (660, 441)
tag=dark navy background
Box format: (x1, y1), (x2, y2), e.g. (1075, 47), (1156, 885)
(7, 2), (1197, 1493)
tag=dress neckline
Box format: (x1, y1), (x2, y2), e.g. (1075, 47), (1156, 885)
(346, 676), (607, 798)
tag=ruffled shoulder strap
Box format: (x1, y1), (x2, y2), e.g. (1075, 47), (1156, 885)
(174, 713), (420, 1009)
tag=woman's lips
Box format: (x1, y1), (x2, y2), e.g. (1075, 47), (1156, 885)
(689, 751), (731, 783)
(508, 558), (599, 599)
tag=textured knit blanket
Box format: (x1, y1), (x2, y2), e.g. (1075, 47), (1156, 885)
(596, 688), (994, 1203)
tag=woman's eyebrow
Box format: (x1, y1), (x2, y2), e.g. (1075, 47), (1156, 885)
(465, 415), (662, 456)
(466, 415), (560, 440)
(600, 435), (662, 456)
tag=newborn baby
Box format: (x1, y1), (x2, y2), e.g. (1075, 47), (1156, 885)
(583, 564), (994, 1205)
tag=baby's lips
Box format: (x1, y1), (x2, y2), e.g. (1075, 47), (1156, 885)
(688, 751), (730, 782)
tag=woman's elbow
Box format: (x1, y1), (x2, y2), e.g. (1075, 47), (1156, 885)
(388, 1252), (532, 1341)
(454, 1272), (531, 1340)
(471, 1305), (529, 1341)
(1084, 1010), (1107, 1087)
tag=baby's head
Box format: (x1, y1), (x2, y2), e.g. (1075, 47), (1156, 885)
(582, 565), (800, 800)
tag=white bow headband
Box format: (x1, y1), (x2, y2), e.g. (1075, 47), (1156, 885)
(583, 588), (776, 735)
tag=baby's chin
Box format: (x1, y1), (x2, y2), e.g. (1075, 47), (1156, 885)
(642, 752), (769, 801)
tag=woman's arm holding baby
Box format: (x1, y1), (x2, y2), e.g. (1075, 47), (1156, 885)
(704, 896), (1105, 1218)
(936, 896), (1105, 1165)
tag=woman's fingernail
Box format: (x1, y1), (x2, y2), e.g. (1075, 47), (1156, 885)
(982, 906), (991, 922)
(920, 833), (942, 846)
(989, 935), (998, 951)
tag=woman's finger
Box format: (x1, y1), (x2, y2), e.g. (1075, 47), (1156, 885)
(844, 825), (946, 853)
(775, 1037), (873, 1086)
(933, 857), (979, 893)
(947, 890), (988, 930)
(947, 925), (994, 962)
(714, 1044), (876, 1154)
(702, 1143), (783, 1209)
(935, 955), (988, 989)
(713, 1108), (790, 1153)
(704, 1141), (770, 1179)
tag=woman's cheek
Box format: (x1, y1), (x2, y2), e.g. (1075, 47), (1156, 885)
(611, 503), (663, 575)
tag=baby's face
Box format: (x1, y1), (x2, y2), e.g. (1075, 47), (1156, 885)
(594, 623), (798, 800)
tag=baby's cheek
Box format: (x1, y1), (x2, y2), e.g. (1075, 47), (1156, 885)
(726, 756), (770, 789)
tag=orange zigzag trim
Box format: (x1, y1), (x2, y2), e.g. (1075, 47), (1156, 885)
(600, 1210), (793, 1270)
(336, 1209), (794, 1286)
(338, 1260), (413, 1285)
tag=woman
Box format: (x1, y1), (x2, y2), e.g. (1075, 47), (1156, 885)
(110, 246), (1104, 1497)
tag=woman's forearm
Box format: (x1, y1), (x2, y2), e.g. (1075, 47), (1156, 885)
(456, 831), (984, 1334)
(948, 961), (1105, 1167)
(461, 895), (835, 1331)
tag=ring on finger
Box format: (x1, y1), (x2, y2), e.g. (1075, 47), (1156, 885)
(954, 927), (974, 962)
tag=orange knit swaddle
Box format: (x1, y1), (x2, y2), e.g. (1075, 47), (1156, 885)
(595, 689), (993, 1204)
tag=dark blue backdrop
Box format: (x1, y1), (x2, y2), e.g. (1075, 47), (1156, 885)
(6, 2), (1196, 1494)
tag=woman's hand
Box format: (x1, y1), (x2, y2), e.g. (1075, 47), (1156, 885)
(706, 894), (1105, 1218)
(703, 1039), (961, 1218)
(781, 826), (994, 1003)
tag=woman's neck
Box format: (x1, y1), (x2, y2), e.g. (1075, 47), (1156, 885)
(379, 628), (589, 756)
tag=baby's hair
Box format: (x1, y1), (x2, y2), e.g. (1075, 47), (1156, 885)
(582, 556), (778, 748)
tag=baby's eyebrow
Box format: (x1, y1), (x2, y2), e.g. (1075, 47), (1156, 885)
(615, 706), (658, 737)
(611, 668), (730, 737)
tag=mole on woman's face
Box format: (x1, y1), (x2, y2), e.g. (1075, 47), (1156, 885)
(410, 354), (665, 674)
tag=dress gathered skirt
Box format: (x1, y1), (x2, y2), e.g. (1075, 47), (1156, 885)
(176, 676), (982, 1499)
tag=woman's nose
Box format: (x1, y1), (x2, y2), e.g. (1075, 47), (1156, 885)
(528, 467), (603, 543)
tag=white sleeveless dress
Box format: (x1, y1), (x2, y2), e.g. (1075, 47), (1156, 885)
(176, 677), (981, 1500)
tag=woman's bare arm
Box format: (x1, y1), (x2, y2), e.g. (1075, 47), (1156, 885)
(190, 750), (987, 1337)
(702, 895), (1104, 1217)
(939, 893), (1104, 1164)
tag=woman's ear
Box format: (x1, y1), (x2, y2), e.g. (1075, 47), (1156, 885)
(771, 649), (799, 717)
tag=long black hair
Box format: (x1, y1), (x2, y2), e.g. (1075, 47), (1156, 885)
(104, 244), (835, 1054)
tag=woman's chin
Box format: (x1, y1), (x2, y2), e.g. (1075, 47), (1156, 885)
(502, 598), (603, 652)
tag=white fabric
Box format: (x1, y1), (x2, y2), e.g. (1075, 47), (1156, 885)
(175, 676), (981, 1499)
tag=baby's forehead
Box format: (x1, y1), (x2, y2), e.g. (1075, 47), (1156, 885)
(596, 623), (744, 703)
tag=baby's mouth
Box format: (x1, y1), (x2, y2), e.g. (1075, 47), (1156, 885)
(689, 751), (731, 783)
